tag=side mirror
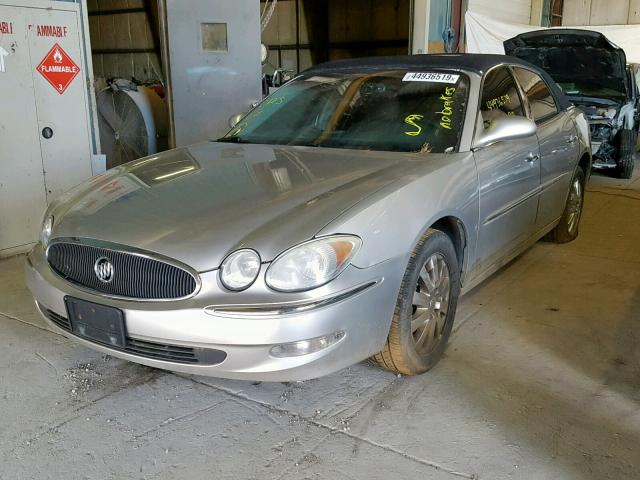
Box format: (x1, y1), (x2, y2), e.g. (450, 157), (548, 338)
(473, 116), (537, 150)
(229, 113), (245, 128)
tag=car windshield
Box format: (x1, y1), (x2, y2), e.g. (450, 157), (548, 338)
(557, 82), (626, 101)
(219, 70), (469, 153)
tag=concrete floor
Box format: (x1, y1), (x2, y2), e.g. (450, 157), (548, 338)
(1, 167), (639, 480)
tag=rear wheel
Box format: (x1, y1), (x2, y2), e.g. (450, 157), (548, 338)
(371, 229), (460, 375)
(616, 129), (636, 179)
(548, 167), (585, 244)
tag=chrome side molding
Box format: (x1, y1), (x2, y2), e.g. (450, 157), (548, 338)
(204, 280), (381, 318)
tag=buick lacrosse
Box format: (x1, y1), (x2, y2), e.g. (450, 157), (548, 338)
(27, 54), (591, 380)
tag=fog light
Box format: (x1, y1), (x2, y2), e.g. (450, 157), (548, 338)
(270, 331), (345, 358)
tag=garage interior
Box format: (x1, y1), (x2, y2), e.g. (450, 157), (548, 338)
(1, 1), (639, 479)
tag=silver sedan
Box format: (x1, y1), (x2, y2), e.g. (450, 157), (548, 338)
(26, 54), (591, 381)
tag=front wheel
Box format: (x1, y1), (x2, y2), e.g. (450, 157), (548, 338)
(548, 167), (585, 243)
(371, 229), (460, 375)
(616, 129), (636, 179)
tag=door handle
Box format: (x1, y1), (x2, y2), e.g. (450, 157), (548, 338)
(525, 152), (539, 163)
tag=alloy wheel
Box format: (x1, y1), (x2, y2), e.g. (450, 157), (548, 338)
(567, 177), (583, 235)
(411, 253), (451, 355)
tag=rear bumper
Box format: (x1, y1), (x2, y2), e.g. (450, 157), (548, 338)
(26, 245), (405, 381)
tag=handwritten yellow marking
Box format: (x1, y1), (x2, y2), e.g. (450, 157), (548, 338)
(404, 114), (424, 136)
(437, 86), (456, 130)
(265, 96), (286, 105)
(486, 94), (510, 110)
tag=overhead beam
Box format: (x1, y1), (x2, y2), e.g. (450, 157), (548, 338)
(88, 8), (146, 16)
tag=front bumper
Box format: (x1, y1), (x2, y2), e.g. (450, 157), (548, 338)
(25, 245), (405, 381)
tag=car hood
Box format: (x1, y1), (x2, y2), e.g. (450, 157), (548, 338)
(504, 29), (628, 98)
(50, 143), (425, 271)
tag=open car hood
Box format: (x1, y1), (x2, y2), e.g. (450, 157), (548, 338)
(504, 29), (628, 99)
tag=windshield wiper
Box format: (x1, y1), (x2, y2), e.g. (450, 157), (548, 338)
(215, 136), (252, 144)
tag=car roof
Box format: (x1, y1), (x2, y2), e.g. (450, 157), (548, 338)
(303, 53), (573, 111)
(303, 53), (541, 76)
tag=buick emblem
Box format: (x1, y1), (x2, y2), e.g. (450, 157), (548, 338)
(94, 257), (114, 283)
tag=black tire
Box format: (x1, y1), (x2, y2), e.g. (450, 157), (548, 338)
(548, 167), (585, 244)
(371, 229), (460, 375)
(616, 129), (636, 179)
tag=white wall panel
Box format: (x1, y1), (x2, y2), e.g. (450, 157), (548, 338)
(563, 0), (637, 25)
(562, 0), (591, 25)
(589, 0), (629, 24)
(630, 0), (640, 23)
(468, 0), (532, 25)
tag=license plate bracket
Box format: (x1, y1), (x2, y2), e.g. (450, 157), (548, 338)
(65, 297), (126, 348)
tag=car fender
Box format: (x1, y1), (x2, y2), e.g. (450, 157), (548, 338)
(317, 152), (479, 277)
(569, 109), (593, 176)
(618, 101), (636, 130)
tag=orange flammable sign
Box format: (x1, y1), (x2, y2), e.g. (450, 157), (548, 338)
(36, 43), (80, 94)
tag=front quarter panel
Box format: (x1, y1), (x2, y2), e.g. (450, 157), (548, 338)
(318, 152), (479, 280)
(618, 100), (637, 130)
(571, 108), (592, 172)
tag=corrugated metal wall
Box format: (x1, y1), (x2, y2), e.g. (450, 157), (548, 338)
(563, 0), (640, 25)
(261, 0), (312, 72)
(468, 0), (532, 24)
(328, 0), (410, 58)
(87, 0), (162, 83)
(87, 0), (410, 81)
(261, 0), (410, 74)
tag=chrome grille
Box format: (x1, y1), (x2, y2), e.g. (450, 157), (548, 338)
(47, 241), (198, 300)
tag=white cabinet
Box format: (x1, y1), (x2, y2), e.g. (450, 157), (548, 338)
(0, 0), (99, 256)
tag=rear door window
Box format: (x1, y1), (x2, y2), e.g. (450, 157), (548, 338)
(512, 67), (558, 123)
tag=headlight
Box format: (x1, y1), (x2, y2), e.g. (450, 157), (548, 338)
(265, 235), (361, 292)
(41, 215), (54, 247)
(220, 249), (261, 291)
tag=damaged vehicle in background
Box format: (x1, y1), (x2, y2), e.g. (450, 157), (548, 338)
(505, 29), (638, 178)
